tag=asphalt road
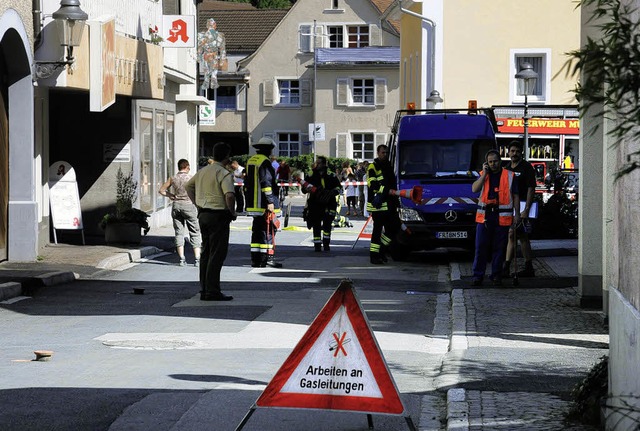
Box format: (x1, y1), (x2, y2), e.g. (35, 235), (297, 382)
(0, 208), (454, 430)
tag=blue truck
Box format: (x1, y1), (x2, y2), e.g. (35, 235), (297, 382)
(388, 108), (498, 253)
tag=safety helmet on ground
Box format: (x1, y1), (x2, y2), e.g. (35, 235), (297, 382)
(252, 137), (276, 149)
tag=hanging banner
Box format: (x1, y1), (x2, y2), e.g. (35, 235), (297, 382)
(48, 161), (83, 230)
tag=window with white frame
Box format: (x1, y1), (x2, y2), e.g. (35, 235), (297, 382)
(337, 77), (386, 107)
(352, 79), (374, 105)
(277, 132), (300, 157)
(352, 133), (375, 160)
(278, 80), (300, 105)
(263, 78), (311, 107)
(511, 50), (550, 103)
(348, 25), (369, 47)
(207, 85), (236, 110)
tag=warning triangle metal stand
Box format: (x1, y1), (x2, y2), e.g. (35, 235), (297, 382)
(235, 279), (417, 431)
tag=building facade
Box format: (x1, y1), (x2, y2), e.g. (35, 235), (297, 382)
(0, 2), (36, 261)
(0, 0), (203, 262)
(202, 0), (401, 161)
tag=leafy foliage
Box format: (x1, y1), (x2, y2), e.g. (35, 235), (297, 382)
(566, 0), (640, 178)
(216, 0), (294, 8)
(204, 153), (358, 179)
(101, 166), (150, 235)
(567, 355), (608, 426)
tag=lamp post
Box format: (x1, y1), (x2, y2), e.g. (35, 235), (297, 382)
(426, 90), (443, 109)
(35, 0), (88, 79)
(515, 62), (539, 161)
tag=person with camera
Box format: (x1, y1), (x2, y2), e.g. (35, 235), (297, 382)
(503, 140), (538, 277)
(470, 149), (520, 286)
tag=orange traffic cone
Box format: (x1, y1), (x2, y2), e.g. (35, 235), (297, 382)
(390, 186), (423, 204)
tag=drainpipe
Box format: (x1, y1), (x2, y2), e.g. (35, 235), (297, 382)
(33, 0), (44, 50)
(386, 0), (437, 108)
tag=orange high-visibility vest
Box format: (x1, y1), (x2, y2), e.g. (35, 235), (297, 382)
(475, 169), (515, 226)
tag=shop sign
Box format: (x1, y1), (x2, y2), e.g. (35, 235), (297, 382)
(199, 102), (216, 126)
(161, 15), (195, 48)
(497, 118), (580, 135)
(89, 17), (117, 112)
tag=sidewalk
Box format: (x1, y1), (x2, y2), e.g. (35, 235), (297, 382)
(0, 225), (175, 300)
(444, 238), (606, 431)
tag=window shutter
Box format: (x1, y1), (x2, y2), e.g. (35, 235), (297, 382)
(263, 79), (275, 106)
(236, 84), (246, 111)
(301, 133), (311, 154)
(375, 78), (387, 106)
(369, 24), (381, 46)
(336, 133), (348, 158)
(300, 24), (312, 53)
(337, 78), (349, 106)
(301, 79), (312, 106)
(314, 25), (325, 49)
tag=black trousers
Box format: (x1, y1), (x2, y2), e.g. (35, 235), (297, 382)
(198, 210), (232, 295)
(251, 215), (276, 264)
(370, 210), (401, 256)
(234, 185), (245, 212)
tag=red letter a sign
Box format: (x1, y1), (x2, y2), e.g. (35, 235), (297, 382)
(255, 280), (406, 415)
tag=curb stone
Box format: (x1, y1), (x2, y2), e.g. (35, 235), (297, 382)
(0, 282), (21, 301)
(97, 246), (162, 269)
(447, 388), (469, 431)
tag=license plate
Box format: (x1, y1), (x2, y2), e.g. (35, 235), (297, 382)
(436, 231), (468, 239)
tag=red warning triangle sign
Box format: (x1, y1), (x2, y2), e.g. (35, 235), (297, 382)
(256, 280), (406, 415)
(358, 216), (373, 240)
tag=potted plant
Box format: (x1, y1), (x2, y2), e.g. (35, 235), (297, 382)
(99, 166), (150, 244)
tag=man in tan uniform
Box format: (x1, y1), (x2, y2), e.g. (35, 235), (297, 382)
(186, 142), (236, 301)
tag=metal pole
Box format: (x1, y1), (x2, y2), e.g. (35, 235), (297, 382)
(523, 93), (529, 161)
(312, 19), (317, 158)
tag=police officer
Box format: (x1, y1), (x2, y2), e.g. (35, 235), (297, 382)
(303, 156), (342, 252)
(244, 137), (282, 268)
(367, 144), (401, 264)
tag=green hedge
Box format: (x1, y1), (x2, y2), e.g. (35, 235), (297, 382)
(199, 154), (358, 178)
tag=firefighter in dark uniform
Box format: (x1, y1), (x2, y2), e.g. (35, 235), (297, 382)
(367, 144), (401, 264)
(303, 156), (342, 252)
(244, 137), (282, 268)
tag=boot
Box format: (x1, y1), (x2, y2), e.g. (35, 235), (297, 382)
(370, 253), (384, 265)
(517, 260), (535, 277)
(323, 238), (330, 252)
(266, 256), (283, 268)
(314, 243), (322, 252)
(502, 260), (511, 278)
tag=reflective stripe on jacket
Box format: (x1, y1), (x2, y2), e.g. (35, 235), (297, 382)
(366, 158), (397, 212)
(475, 169), (514, 226)
(244, 154), (280, 215)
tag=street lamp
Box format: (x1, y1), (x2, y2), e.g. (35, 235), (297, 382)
(515, 62), (539, 160)
(35, 0), (89, 79)
(426, 90), (443, 108)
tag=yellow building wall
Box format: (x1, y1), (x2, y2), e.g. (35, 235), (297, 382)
(441, 0), (580, 108)
(399, 3), (425, 109)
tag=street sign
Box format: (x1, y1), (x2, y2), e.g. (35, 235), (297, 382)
(199, 101), (216, 126)
(256, 280), (405, 413)
(308, 122), (325, 142)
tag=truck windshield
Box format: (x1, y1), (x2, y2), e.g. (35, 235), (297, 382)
(398, 140), (481, 179)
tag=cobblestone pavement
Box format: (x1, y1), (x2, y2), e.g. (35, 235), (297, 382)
(445, 287), (608, 431)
